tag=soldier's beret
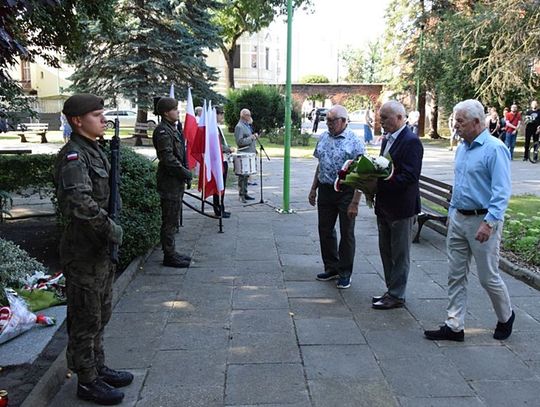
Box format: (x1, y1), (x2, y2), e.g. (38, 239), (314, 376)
(63, 94), (104, 117)
(156, 97), (178, 115)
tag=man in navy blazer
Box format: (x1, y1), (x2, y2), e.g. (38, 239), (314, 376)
(372, 101), (423, 309)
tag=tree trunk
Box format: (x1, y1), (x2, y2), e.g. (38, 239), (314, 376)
(418, 90), (426, 138)
(222, 47), (236, 89)
(428, 92), (440, 139)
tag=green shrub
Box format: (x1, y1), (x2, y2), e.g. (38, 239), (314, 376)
(104, 145), (161, 270)
(0, 238), (48, 305)
(266, 128), (312, 146)
(502, 210), (540, 266)
(224, 85), (302, 134)
(0, 154), (55, 192)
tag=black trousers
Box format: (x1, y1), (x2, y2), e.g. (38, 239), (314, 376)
(524, 128), (539, 159)
(317, 184), (356, 278)
(213, 161), (228, 214)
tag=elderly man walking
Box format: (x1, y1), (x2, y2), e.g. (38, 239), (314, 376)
(425, 99), (514, 342)
(372, 101), (423, 309)
(308, 105), (364, 289)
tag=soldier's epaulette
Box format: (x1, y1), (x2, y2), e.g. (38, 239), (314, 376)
(66, 151), (79, 161)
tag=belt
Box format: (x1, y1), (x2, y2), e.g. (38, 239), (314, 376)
(457, 208), (488, 216)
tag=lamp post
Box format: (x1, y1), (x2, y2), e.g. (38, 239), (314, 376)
(282, 0), (293, 213)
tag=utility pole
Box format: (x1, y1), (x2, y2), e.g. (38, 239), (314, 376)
(282, 0), (293, 213)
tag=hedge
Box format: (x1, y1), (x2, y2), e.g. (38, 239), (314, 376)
(0, 145), (161, 271)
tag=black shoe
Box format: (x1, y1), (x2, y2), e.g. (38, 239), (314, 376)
(248, 181), (258, 186)
(523, 157), (528, 161)
(244, 195), (255, 200)
(493, 310), (515, 340)
(424, 324), (464, 342)
(239, 195), (247, 203)
(98, 366), (134, 388)
(372, 295), (405, 310)
(163, 256), (190, 268)
(222, 211), (231, 218)
(177, 254), (191, 262)
(77, 378), (124, 405)
(316, 271), (339, 281)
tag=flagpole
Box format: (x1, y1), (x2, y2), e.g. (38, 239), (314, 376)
(282, 0), (293, 213)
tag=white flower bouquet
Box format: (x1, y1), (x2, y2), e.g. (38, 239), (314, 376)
(334, 154), (393, 208)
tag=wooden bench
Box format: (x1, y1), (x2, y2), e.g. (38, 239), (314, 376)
(17, 123), (49, 143)
(413, 175), (453, 243)
(133, 122), (151, 146)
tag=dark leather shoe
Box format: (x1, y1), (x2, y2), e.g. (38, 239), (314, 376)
(424, 325), (464, 342)
(244, 195), (255, 200)
(98, 366), (134, 388)
(239, 195), (247, 203)
(77, 378), (124, 405)
(222, 211), (231, 218)
(372, 295), (405, 310)
(177, 254), (192, 262)
(163, 256), (190, 268)
(493, 310), (515, 340)
(372, 292), (389, 304)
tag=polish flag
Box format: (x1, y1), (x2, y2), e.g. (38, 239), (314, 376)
(183, 88), (198, 169)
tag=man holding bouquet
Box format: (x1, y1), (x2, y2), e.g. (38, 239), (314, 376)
(372, 101), (423, 309)
(309, 105), (364, 289)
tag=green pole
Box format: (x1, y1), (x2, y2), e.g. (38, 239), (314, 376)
(415, 24), (424, 109)
(282, 0), (293, 212)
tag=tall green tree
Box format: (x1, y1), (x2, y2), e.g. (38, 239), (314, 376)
(341, 40), (383, 83)
(69, 0), (222, 126)
(0, 0), (114, 115)
(213, 0), (310, 89)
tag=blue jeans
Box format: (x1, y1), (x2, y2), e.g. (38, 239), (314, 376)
(505, 132), (517, 159)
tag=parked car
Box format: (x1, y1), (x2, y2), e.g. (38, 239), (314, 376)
(348, 109), (368, 123)
(308, 108), (329, 122)
(103, 110), (158, 129)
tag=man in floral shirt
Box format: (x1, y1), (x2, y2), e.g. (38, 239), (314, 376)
(308, 105), (364, 289)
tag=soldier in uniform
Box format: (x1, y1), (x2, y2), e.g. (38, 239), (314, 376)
(54, 94), (132, 405)
(152, 97), (192, 268)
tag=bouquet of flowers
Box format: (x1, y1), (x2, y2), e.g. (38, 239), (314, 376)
(334, 154), (393, 208)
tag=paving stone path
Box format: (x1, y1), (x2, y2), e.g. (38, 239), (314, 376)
(47, 151), (540, 407)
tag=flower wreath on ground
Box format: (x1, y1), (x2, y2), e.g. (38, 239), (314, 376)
(334, 154), (394, 208)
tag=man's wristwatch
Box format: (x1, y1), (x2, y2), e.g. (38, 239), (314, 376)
(483, 220), (496, 229)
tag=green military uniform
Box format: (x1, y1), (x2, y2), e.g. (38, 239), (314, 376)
(152, 111), (191, 261)
(54, 132), (121, 383)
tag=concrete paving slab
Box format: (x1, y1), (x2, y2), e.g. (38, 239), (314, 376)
(398, 396), (486, 407)
(285, 281), (342, 298)
(232, 286), (289, 309)
(105, 311), (169, 339)
(351, 307), (421, 331)
(379, 354), (473, 397)
(289, 297), (352, 319)
(103, 336), (159, 370)
(301, 344), (382, 380)
(365, 329), (441, 360)
(471, 380), (540, 407)
(228, 331), (301, 364)
(442, 346), (534, 380)
(159, 322), (230, 351)
(137, 384), (224, 407)
(309, 378), (398, 407)
(231, 309), (294, 334)
(225, 363), (309, 406)
(113, 290), (180, 313)
(295, 318), (366, 345)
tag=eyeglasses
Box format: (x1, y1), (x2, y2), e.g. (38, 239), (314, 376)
(326, 117), (342, 123)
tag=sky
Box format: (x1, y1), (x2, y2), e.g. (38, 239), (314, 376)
(276, 0), (392, 82)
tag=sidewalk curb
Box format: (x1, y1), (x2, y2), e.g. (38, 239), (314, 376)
(20, 247), (155, 407)
(424, 220), (540, 291)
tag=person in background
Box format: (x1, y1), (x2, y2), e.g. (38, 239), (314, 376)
(448, 112), (460, 151)
(424, 99), (514, 342)
(234, 108), (257, 202)
(194, 106), (203, 124)
(523, 100), (540, 161)
(486, 107), (500, 137)
(499, 107), (509, 142)
(60, 112), (72, 144)
(363, 109), (374, 144)
(504, 104), (521, 160)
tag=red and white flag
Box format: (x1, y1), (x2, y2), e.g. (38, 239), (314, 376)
(183, 88), (198, 169)
(204, 104), (224, 193)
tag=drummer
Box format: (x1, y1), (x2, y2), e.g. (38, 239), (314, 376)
(234, 108), (258, 202)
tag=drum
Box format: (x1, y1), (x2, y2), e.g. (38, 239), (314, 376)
(232, 153), (257, 175)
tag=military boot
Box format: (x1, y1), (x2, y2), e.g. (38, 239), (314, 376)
(163, 254), (190, 268)
(77, 377), (124, 405)
(98, 365), (134, 388)
(175, 253), (192, 262)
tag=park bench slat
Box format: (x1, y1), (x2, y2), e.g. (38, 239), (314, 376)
(414, 175), (453, 243)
